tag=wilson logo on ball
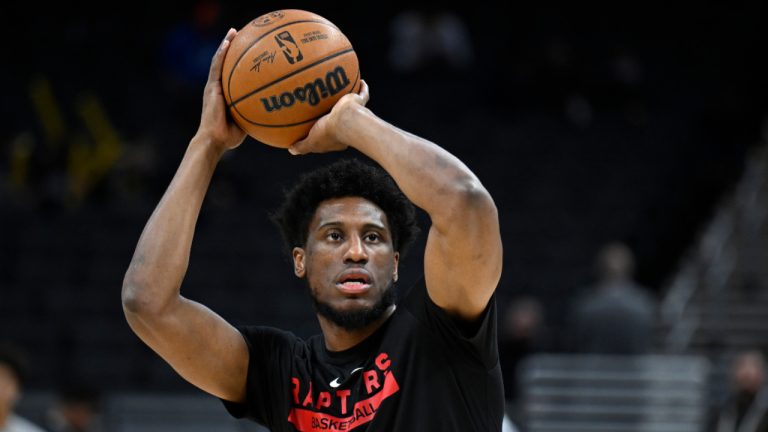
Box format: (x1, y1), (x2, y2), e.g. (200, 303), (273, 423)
(260, 66), (351, 112)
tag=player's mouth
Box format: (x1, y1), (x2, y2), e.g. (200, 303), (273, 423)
(336, 270), (372, 294)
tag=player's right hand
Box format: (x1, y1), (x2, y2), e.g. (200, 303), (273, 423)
(288, 79), (370, 155)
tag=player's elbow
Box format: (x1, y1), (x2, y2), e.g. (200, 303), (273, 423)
(429, 180), (500, 247)
(122, 279), (148, 315)
(121, 275), (168, 318)
(446, 179), (498, 222)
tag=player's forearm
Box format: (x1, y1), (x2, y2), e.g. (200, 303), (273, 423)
(339, 106), (495, 228)
(122, 137), (223, 315)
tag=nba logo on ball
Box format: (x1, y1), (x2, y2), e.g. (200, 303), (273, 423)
(275, 31), (303, 64)
(222, 9), (361, 149)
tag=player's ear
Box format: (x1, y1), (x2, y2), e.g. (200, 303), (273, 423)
(393, 251), (400, 282)
(292, 247), (306, 278)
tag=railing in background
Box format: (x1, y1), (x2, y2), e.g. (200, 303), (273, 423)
(518, 354), (711, 432)
(660, 141), (768, 353)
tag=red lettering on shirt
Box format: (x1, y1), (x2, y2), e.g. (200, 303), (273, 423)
(375, 352), (390, 371)
(301, 381), (314, 407)
(336, 389), (351, 415)
(287, 371), (400, 431)
(315, 391), (331, 410)
(292, 377), (300, 404)
(363, 370), (380, 394)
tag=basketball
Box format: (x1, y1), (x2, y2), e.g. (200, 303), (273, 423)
(221, 9), (361, 148)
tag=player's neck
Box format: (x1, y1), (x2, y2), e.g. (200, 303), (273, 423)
(319, 305), (396, 352)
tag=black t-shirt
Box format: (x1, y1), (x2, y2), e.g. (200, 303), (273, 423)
(222, 278), (503, 431)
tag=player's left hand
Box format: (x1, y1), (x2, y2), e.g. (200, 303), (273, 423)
(195, 28), (246, 154)
(288, 80), (369, 155)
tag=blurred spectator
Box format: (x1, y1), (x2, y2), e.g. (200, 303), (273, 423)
(0, 345), (45, 432)
(499, 296), (550, 423)
(568, 242), (657, 354)
(160, 0), (223, 90)
(388, 9), (474, 73)
(710, 350), (768, 432)
(45, 384), (103, 432)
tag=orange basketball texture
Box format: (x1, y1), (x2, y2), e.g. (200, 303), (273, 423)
(222, 10), (361, 148)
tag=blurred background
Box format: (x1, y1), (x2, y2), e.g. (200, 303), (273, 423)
(1, 1), (767, 431)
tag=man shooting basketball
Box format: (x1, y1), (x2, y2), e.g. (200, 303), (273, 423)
(122, 28), (504, 431)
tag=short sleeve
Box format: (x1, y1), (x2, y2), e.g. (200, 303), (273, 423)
(220, 326), (300, 427)
(401, 277), (499, 369)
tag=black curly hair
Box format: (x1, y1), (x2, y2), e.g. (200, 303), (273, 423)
(271, 158), (420, 258)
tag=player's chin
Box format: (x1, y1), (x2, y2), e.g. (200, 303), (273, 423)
(333, 296), (377, 312)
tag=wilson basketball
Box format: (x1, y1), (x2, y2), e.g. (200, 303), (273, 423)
(222, 10), (361, 148)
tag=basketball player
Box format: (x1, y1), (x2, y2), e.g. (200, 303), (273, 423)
(122, 28), (504, 431)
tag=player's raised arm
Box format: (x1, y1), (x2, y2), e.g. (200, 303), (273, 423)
(290, 82), (502, 321)
(121, 29), (249, 402)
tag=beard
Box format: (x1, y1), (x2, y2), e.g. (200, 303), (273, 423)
(310, 282), (397, 331)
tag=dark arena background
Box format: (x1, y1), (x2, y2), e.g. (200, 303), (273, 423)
(1, 2), (767, 431)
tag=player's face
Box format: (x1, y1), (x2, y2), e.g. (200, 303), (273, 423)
(293, 197), (399, 330)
